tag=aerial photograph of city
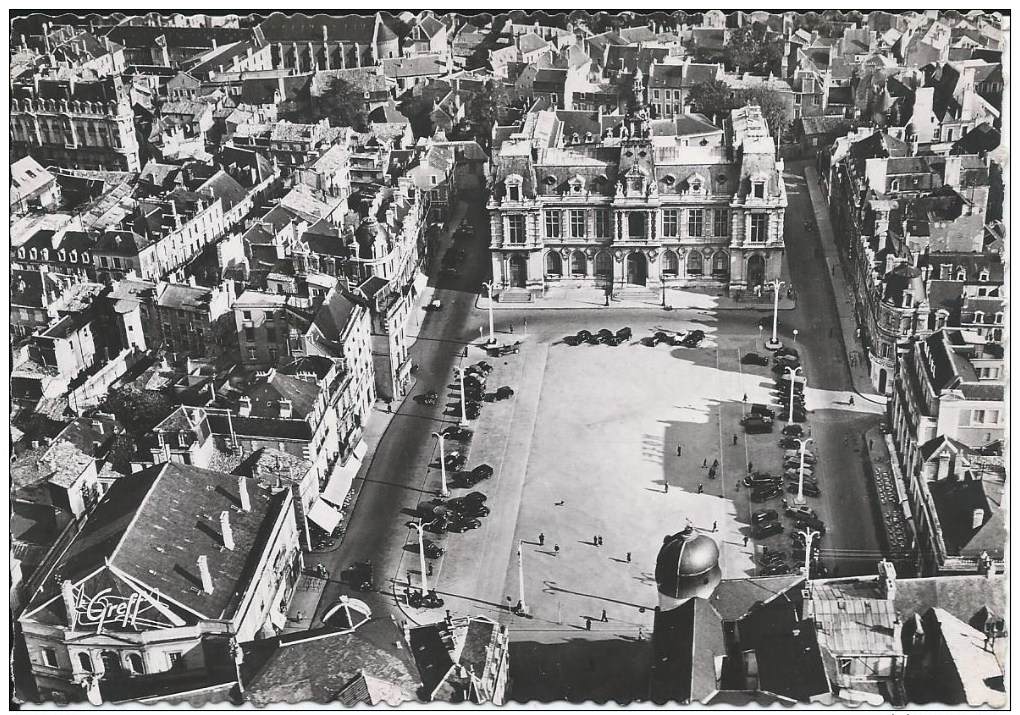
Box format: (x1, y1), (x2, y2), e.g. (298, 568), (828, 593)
(8, 8), (1008, 709)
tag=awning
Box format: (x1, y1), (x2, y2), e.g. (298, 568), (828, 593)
(321, 455), (362, 506)
(269, 607), (287, 631)
(352, 439), (367, 461)
(307, 499), (343, 533)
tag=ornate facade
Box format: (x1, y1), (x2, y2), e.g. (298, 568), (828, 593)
(487, 71), (787, 298)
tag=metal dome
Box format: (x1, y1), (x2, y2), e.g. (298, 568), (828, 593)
(654, 526), (722, 607)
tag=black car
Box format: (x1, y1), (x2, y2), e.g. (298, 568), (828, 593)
(782, 424), (806, 437)
(785, 505), (817, 521)
(576, 330), (593, 343)
(775, 346), (800, 359)
(494, 386), (515, 401)
(446, 498), (490, 518)
(421, 541), (444, 559)
(462, 491), (487, 505)
(475, 361), (494, 374)
(443, 452), (467, 471)
(751, 485), (783, 503)
(465, 401), (481, 419)
(465, 387), (485, 402)
(446, 517), (482, 533)
(743, 417), (774, 434)
(760, 550), (787, 565)
(763, 561), (792, 575)
(777, 392), (806, 405)
(443, 425), (473, 441)
(343, 560), (374, 591)
(750, 404), (775, 419)
(745, 473), (782, 488)
(774, 380), (805, 395)
(788, 482), (820, 497)
(616, 327), (633, 341)
(596, 328), (614, 344)
(470, 464), (494, 481)
(794, 517), (827, 534)
(752, 509), (779, 525)
(772, 361), (802, 374)
(783, 409), (808, 423)
(778, 437), (803, 449)
(741, 352), (770, 366)
(680, 330), (705, 348)
(422, 390), (439, 405)
(653, 331), (670, 344)
(564, 334), (585, 346)
(752, 521), (785, 539)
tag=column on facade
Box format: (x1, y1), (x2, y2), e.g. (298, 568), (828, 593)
(615, 212), (622, 242)
(648, 210), (656, 240)
(354, 42), (362, 67)
(292, 42), (300, 71)
(339, 42), (346, 69)
(309, 42), (318, 70)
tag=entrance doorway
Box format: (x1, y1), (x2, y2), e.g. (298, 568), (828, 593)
(508, 255), (528, 288)
(626, 252), (647, 285)
(878, 369), (887, 394)
(100, 651), (123, 678)
(747, 254), (766, 288)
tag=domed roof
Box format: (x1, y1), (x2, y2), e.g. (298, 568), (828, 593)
(655, 526), (722, 601)
(883, 262), (925, 303)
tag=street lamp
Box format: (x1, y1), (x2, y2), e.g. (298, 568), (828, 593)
(784, 366), (803, 424)
(766, 279), (785, 350)
(758, 324), (763, 350)
(793, 437), (813, 506)
(792, 328), (799, 350)
(431, 432), (450, 497)
(457, 371), (469, 428)
(799, 527), (819, 581)
(517, 540), (528, 615)
(410, 522), (429, 597)
(482, 281), (496, 345)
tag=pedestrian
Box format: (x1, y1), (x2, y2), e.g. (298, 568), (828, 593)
(712, 459), (719, 469)
(742, 393), (747, 403)
(735, 480), (741, 491)
(677, 443), (682, 456)
(697, 484), (704, 494)
(593, 535), (599, 546)
(463, 346), (468, 357)
(585, 617), (592, 631)
(479, 326), (484, 339)
(598, 536), (604, 546)
(708, 466), (716, 479)
(743, 535), (749, 546)
(712, 521), (717, 533)
(509, 323), (514, 334)
(748, 461), (753, 473)
(849, 395), (855, 406)
(601, 609), (608, 622)
(539, 532), (545, 546)
(664, 483), (669, 494)
(733, 433), (738, 445)
(626, 551), (632, 563)
(637, 627), (644, 641)
(702, 458), (708, 468)
(554, 544), (560, 554)
(427, 563), (433, 576)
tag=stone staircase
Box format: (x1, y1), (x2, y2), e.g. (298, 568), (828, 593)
(615, 287), (658, 302)
(497, 289), (533, 303)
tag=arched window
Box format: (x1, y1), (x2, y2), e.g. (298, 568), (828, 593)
(974, 310), (985, 324)
(712, 250), (728, 275)
(78, 652), (94, 672)
(661, 250), (679, 276)
(995, 311), (1004, 324)
(979, 269), (990, 282)
(956, 267), (967, 281)
(594, 252), (612, 276)
(127, 653), (144, 674)
(890, 179), (900, 192)
(571, 251), (588, 275)
(545, 251), (562, 276)
(687, 251), (704, 275)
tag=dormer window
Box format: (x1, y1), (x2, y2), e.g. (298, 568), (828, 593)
(956, 267), (967, 281)
(569, 175), (585, 194)
(979, 269), (990, 282)
(752, 181), (765, 199)
(29, 248), (37, 260)
(890, 179), (900, 192)
(973, 310), (985, 324)
(902, 292), (912, 308)
(940, 264), (951, 280)
(505, 174), (523, 202)
(688, 173), (705, 195)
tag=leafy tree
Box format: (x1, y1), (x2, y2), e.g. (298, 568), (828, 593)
(311, 76), (369, 132)
(102, 387), (175, 436)
(726, 23), (784, 76)
(104, 433), (140, 473)
(687, 79), (738, 123)
(987, 161), (1003, 222)
(398, 93), (436, 139)
(687, 80), (792, 139)
(739, 85), (792, 141)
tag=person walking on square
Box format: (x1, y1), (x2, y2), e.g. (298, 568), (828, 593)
(702, 458), (708, 468)
(601, 609), (608, 622)
(677, 443), (682, 457)
(712, 521), (717, 533)
(849, 395), (855, 406)
(539, 532), (545, 546)
(697, 484), (703, 494)
(747, 461), (753, 473)
(626, 552), (632, 563)
(598, 536), (604, 547)
(554, 544), (560, 554)
(733, 433), (738, 445)
(664, 483), (669, 494)
(509, 323), (514, 334)
(743, 535), (749, 546)
(586, 617), (592, 630)
(593, 535), (599, 546)
(712, 459), (719, 470)
(742, 393), (747, 403)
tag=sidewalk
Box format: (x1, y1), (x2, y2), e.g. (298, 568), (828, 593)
(477, 284), (796, 312)
(802, 166), (885, 406)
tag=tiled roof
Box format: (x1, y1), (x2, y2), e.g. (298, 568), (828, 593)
(256, 13), (377, 44)
(895, 574), (1007, 630)
(381, 56), (445, 78)
(156, 282), (213, 312)
(102, 24), (250, 49)
(198, 170), (248, 211)
(649, 597), (725, 704)
(243, 370), (321, 420)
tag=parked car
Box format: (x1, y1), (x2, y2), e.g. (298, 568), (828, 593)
(772, 361), (802, 374)
(446, 498), (490, 518)
(788, 482), (820, 497)
(424, 299), (442, 312)
(775, 375), (806, 390)
(465, 386), (485, 402)
(741, 414), (772, 426)
(752, 521), (785, 539)
(494, 386), (515, 401)
(794, 516), (827, 534)
(462, 491), (487, 505)
(783, 449), (817, 464)
(446, 516), (482, 533)
(421, 541), (444, 559)
(778, 437), (802, 449)
(564, 334), (586, 346)
(750, 404), (776, 419)
(775, 346), (800, 359)
(576, 330), (593, 343)
(443, 425), (473, 442)
(680, 330), (706, 347)
(777, 393), (806, 406)
(653, 331), (670, 344)
(782, 424), (807, 437)
(486, 341), (521, 357)
(784, 459), (817, 473)
(596, 328), (615, 344)
(422, 390), (439, 405)
(751, 485), (783, 503)
(752, 509), (779, 525)
(741, 352), (770, 366)
(743, 417), (774, 434)
(465, 401), (481, 419)
(763, 561), (792, 575)
(785, 505), (817, 520)
(344, 560), (374, 591)
(475, 361), (494, 374)
(745, 473), (782, 488)
(443, 452), (467, 471)
(761, 550), (787, 565)
(616, 327), (633, 341)
(470, 464), (494, 481)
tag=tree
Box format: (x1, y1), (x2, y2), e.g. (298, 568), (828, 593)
(311, 76), (369, 132)
(102, 387), (175, 436)
(687, 79), (738, 124)
(104, 433), (140, 473)
(726, 23), (784, 76)
(738, 85), (792, 142)
(398, 93), (436, 139)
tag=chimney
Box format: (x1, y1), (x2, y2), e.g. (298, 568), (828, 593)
(220, 510), (235, 550)
(878, 559), (897, 601)
(278, 75), (287, 102)
(238, 396), (251, 416)
(188, 275), (197, 287)
(62, 580), (79, 628)
(212, 38), (217, 50)
(279, 398), (292, 418)
(238, 476), (251, 512)
(943, 154), (963, 189)
(198, 555), (214, 593)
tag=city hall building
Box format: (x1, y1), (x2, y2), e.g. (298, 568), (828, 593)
(487, 71), (787, 299)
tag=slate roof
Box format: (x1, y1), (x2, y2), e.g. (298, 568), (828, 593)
(241, 74), (312, 105)
(649, 597), (725, 704)
(894, 574), (1007, 632)
(101, 24), (250, 49)
(710, 575), (804, 621)
(240, 619), (421, 706)
(928, 477), (1005, 558)
(198, 170), (248, 211)
(382, 56), (445, 78)
(156, 283), (213, 312)
(243, 370), (321, 421)
(256, 13), (377, 44)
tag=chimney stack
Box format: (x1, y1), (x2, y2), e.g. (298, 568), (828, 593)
(238, 476), (251, 512)
(198, 555), (214, 593)
(238, 396), (251, 416)
(877, 559), (897, 601)
(279, 398), (292, 419)
(220, 510), (235, 550)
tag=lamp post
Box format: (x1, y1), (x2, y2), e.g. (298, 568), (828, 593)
(457, 371), (469, 427)
(410, 522), (429, 596)
(432, 432), (450, 497)
(784, 366), (803, 424)
(517, 540), (527, 615)
(758, 324), (763, 350)
(792, 328), (799, 350)
(482, 281), (496, 345)
(793, 437), (813, 506)
(766, 279), (785, 350)
(799, 527), (819, 580)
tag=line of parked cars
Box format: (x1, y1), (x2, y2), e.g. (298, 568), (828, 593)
(564, 327), (632, 346)
(642, 329), (705, 348)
